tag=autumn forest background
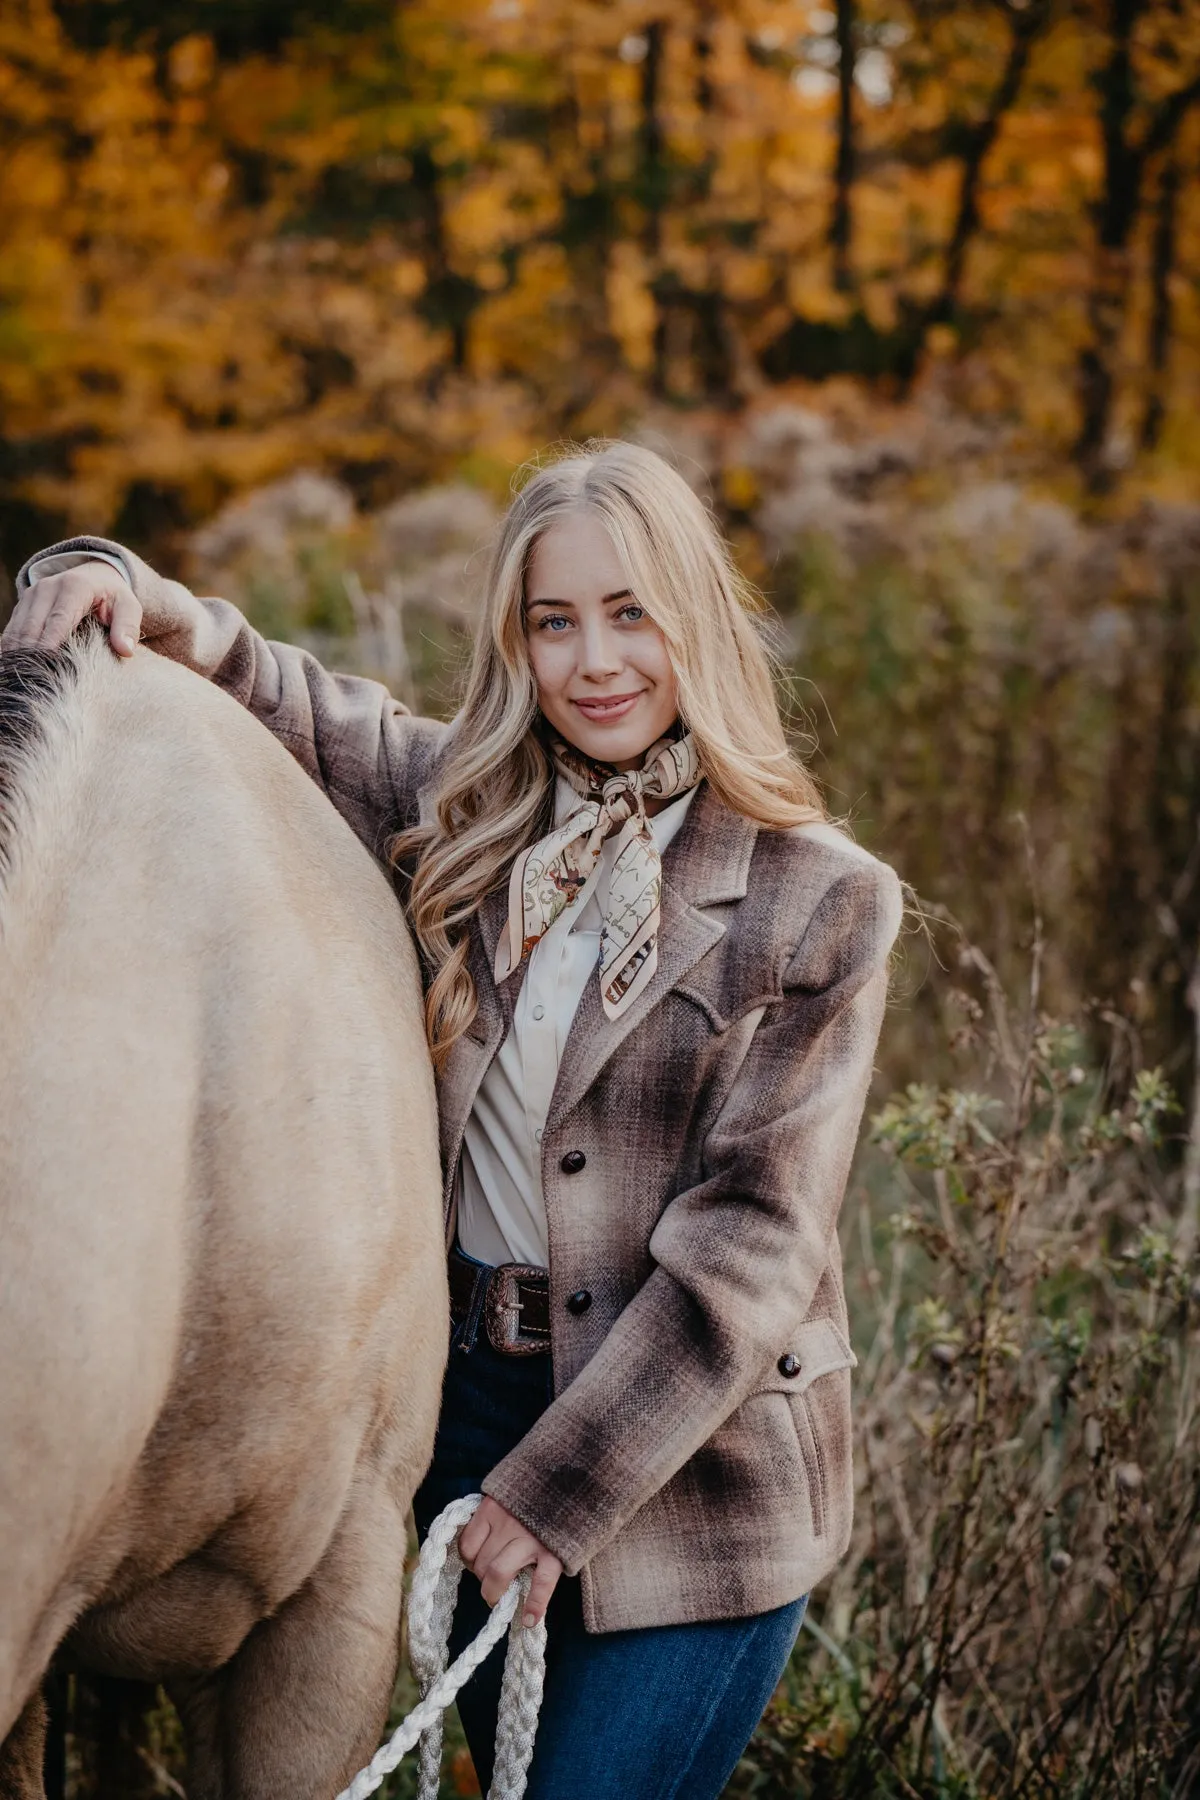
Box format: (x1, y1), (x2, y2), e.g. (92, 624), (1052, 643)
(4, 0), (1200, 1795)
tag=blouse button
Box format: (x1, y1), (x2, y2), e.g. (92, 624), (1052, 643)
(561, 1150), (587, 1174)
(777, 1353), (801, 1379)
(534, 1127), (544, 1143)
(566, 1289), (593, 1315)
(532, 1004), (546, 1021)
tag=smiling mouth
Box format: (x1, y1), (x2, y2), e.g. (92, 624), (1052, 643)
(571, 692), (645, 720)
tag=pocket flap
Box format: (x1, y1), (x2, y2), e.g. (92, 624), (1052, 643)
(754, 1316), (858, 1396)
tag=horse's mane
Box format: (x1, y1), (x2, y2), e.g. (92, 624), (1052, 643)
(0, 627), (92, 893)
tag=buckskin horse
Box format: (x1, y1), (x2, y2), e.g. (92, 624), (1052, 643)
(0, 628), (447, 1799)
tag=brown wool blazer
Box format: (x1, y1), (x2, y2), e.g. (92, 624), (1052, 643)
(19, 537), (906, 1633)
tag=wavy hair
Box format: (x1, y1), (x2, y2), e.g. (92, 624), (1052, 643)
(390, 438), (828, 1065)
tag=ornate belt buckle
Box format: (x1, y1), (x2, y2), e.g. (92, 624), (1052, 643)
(485, 1262), (550, 1356)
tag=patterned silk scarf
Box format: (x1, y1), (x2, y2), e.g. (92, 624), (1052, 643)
(494, 731), (702, 1019)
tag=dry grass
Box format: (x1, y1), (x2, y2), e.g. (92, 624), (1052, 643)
(727, 883), (1200, 1798)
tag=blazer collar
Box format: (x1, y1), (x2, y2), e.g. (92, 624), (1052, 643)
(425, 777), (759, 1148)
(652, 776), (759, 909)
(555, 782), (756, 1126)
(486, 780), (756, 1131)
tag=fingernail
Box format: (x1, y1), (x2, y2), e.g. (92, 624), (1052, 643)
(523, 1611), (536, 1628)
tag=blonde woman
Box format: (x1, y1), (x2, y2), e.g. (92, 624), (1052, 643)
(5, 441), (903, 1798)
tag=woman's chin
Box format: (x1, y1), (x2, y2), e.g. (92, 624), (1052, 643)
(550, 698), (679, 769)
(561, 721), (660, 768)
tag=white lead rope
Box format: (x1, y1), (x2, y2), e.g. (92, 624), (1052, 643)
(335, 1494), (548, 1800)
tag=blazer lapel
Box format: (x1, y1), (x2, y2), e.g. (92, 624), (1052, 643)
(428, 775), (758, 1176)
(545, 783), (758, 1133)
(417, 772), (522, 1046)
(434, 894), (509, 1217)
(416, 774), (513, 1187)
(476, 885), (520, 1035)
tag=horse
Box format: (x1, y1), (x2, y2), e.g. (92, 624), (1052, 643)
(0, 628), (447, 1799)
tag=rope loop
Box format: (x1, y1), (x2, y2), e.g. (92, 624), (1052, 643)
(335, 1493), (547, 1800)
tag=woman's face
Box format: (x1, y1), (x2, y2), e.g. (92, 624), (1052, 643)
(523, 510), (679, 771)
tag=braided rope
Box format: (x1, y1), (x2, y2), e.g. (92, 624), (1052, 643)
(335, 1494), (548, 1800)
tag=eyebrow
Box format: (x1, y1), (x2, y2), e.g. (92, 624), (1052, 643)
(524, 589), (633, 610)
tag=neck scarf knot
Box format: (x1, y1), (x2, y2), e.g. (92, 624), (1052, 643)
(495, 732), (701, 1019)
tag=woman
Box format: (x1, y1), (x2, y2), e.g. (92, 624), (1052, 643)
(5, 440), (904, 1799)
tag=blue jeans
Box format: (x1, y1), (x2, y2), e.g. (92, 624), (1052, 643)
(412, 1246), (807, 1800)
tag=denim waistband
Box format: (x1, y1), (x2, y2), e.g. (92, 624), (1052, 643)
(450, 1237), (494, 1272)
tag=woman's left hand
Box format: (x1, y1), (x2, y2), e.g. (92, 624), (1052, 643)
(457, 1496), (563, 1628)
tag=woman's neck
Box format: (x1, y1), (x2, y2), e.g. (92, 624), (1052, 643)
(551, 721), (692, 819)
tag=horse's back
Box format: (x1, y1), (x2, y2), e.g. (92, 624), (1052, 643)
(0, 639), (445, 1723)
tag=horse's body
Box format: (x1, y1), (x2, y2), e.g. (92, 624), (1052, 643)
(0, 634), (447, 1798)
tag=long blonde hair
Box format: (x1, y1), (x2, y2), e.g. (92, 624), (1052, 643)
(390, 439), (828, 1064)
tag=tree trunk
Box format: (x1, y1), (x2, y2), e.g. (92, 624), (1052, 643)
(830, 0), (856, 294)
(410, 143), (472, 378)
(554, 63), (620, 426)
(641, 20), (669, 396)
(1071, 0), (1200, 483)
(1140, 152), (1181, 451)
(1073, 0), (1142, 489)
(924, 0), (1047, 328)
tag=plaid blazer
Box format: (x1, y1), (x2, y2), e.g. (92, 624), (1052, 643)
(18, 538), (905, 1633)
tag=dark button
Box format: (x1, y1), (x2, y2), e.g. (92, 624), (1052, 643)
(566, 1289), (593, 1315)
(561, 1150), (587, 1174)
(777, 1353), (801, 1379)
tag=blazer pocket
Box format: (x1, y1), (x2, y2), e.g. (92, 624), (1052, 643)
(753, 1317), (857, 1541)
(674, 981), (786, 1035)
(755, 1316), (857, 1396)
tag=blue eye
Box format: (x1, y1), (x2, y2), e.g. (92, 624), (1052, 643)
(618, 603), (645, 622)
(536, 614), (571, 632)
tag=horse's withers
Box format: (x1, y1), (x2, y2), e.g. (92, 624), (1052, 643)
(0, 634), (448, 1798)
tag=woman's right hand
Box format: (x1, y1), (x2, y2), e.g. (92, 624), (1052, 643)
(1, 561), (143, 658)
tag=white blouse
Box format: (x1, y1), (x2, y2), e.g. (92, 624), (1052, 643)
(456, 775), (698, 1267)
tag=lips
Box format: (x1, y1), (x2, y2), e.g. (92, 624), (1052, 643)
(572, 691), (645, 721)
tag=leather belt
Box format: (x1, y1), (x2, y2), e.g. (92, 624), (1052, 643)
(448, 1245), (551, 1356)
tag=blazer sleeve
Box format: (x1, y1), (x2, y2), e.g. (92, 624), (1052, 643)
(480, 858), (904, 1576)
(16, 537), (447, 857)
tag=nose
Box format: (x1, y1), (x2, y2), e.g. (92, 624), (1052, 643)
(576, 615), (623, 681)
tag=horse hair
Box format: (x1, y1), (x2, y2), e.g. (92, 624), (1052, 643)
(0, 624), (93, 887)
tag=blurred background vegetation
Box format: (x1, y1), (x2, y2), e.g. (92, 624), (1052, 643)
(4, 0), (1200, 1794)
